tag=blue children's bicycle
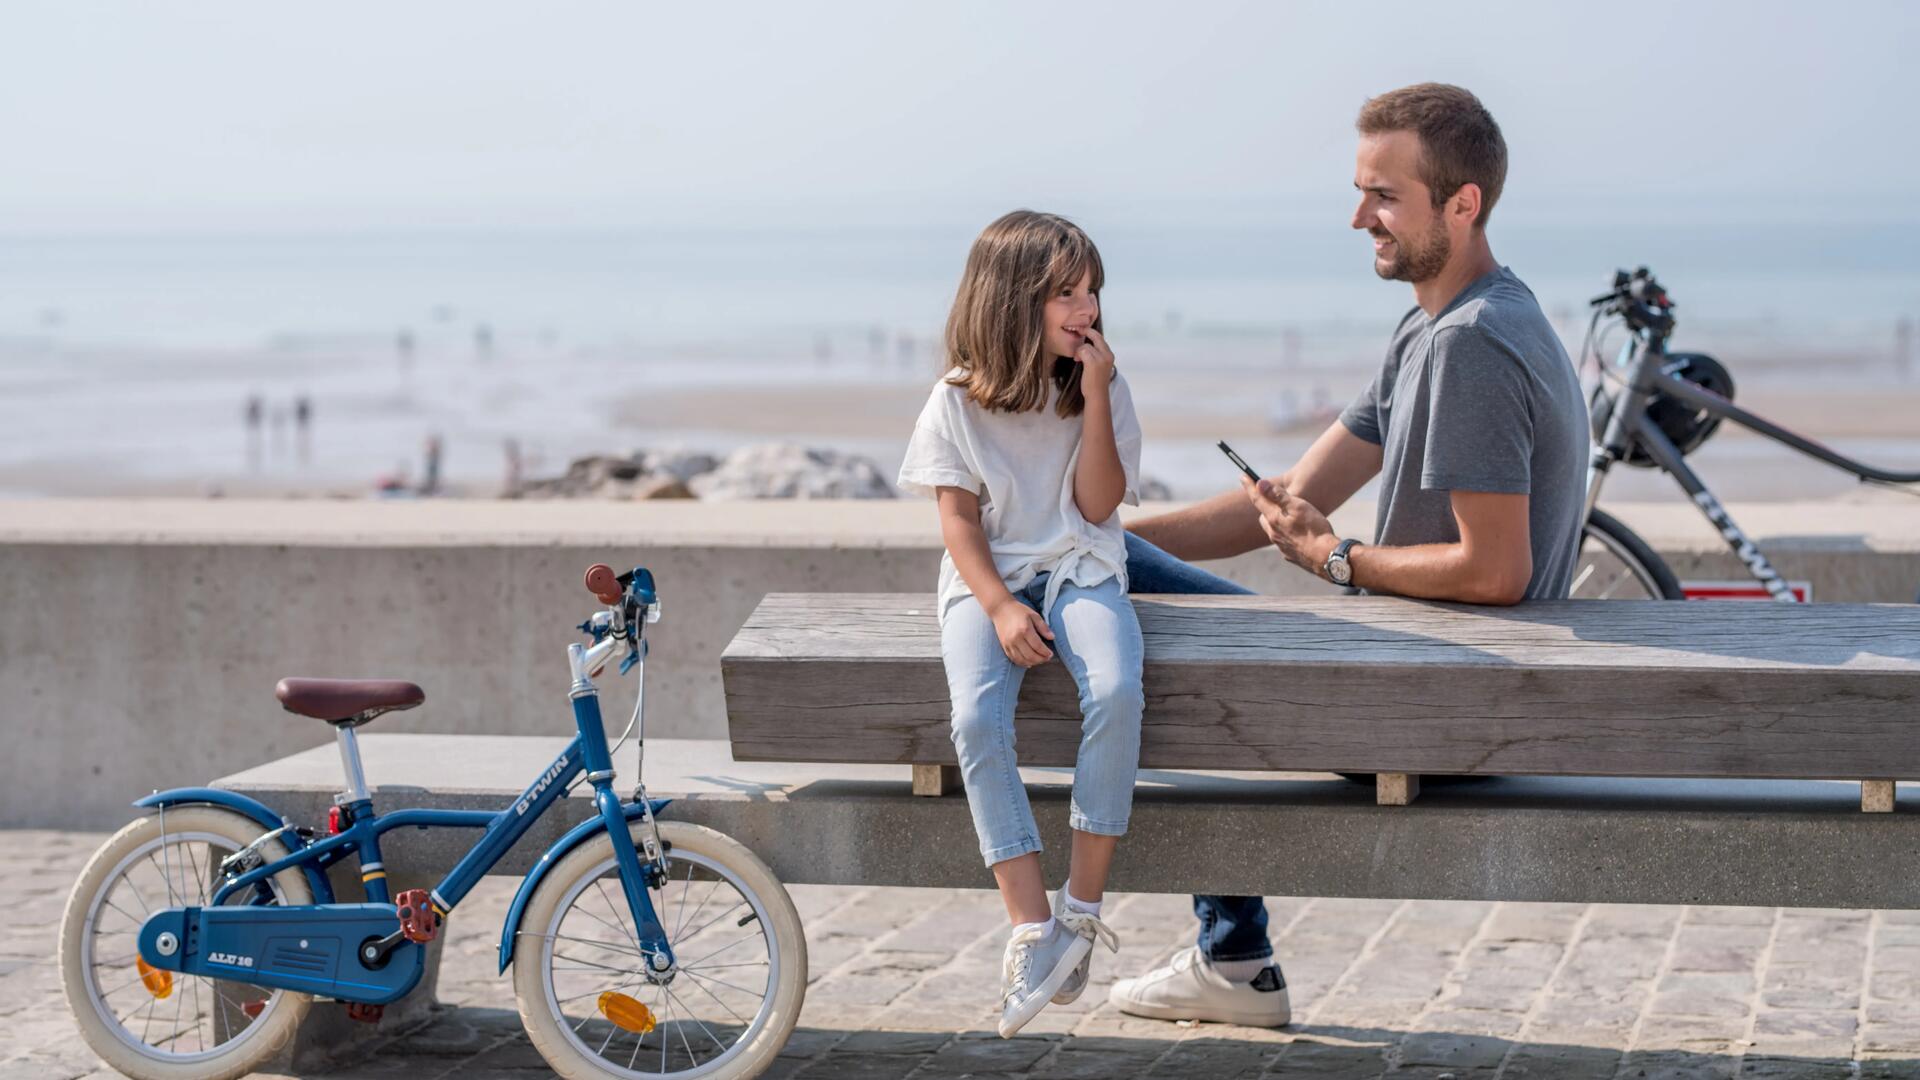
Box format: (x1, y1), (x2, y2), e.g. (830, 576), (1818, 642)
(59, 564), (807, 1080)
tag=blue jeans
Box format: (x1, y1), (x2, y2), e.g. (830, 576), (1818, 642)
(1124, 532), (1274, 964)
(942, 573), (1144, 866)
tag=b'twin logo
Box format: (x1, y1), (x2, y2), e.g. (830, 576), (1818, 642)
(516, 755), (571, 816)
(207, 952), (254, 968)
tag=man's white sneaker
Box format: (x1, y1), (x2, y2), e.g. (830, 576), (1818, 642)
(1049, 891), (1120, 1005)
(1108, 946), (1291, 1027)
(998, 923), (1092, 1038)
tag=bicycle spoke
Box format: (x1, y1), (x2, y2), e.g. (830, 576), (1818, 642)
(677, 899), (748, 946)
(680, 930), (761, 970)
(679, 965), (753, 1027)
(553, 951), (644, 977)
(669, 985), (699, 1066)
(679, 966), (764, 1002)
(675, 876), (720, 943)
(589, 878), (642, 952)
(549, 931), (647, 958)
(665, 983), (729, 1056)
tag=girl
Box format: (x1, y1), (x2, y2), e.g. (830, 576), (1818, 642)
(897, 210), (1143, 1037)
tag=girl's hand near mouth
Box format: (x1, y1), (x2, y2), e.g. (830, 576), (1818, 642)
(1074, 326), (1116, 391)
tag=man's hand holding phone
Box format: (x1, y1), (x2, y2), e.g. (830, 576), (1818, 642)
(1219, 440), (1340, 576)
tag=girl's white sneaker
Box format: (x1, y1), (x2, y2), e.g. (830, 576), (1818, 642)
(1049, 890), (1120, 1005)
(998, 923), (1091, 1037)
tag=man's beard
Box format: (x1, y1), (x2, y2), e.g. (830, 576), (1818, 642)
(1372, 215), (1450, 283)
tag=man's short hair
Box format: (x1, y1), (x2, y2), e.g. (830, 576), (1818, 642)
(1357, 83), (1507, 228)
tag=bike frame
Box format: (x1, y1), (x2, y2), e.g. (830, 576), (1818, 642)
(197, 632), (676, 970)
(1587, 329), (1920, 601)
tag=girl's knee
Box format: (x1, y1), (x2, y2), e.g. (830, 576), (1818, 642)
(1080, 670), (1144, 722)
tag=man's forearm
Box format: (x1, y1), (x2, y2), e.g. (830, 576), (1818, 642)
(1346, 542), (1529, 606)
(1126, 486), (1269, 562)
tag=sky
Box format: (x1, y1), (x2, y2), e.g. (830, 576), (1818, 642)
(2, 1), (1916, 232)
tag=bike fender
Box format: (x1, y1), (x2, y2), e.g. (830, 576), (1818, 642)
(497, 798), (672, 973)
(133, 788), (336, 904)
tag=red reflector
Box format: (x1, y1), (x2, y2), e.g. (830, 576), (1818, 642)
(327, 807), (344, 834)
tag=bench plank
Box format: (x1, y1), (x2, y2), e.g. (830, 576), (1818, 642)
(723, 594), (1920, 781)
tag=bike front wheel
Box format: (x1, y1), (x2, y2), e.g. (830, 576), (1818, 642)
(1573, 508), (1685, 600)
(513, 819), (807, 1080)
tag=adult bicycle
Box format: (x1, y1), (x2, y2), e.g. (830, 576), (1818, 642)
(1575, 267), (1920, 601)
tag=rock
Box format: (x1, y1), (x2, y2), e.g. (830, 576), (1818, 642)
(509, 453), (692, 499)
(639, 448), (720, 485)
(631, 475), (694, 500)
(689, 444), (897, 500)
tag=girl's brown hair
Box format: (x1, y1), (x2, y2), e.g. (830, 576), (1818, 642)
(944, 210), (1104, 417)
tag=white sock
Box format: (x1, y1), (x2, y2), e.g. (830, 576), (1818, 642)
(1208, 955), (1269, 983)
(1062, 890), (1102, 917)
(1014, 917), (1057, 940)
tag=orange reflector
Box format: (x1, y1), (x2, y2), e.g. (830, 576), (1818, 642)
(598, 991), (656, 1034)
(137, 957), (173, 1000)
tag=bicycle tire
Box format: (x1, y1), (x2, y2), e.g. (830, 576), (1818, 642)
(514, 819), (806, 1080)
(1581, 508), (1685, 600)
(61, 807), (314, 1080)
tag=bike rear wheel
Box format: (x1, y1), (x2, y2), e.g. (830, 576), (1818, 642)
(60, 806), (313, 1080)
(514, 818), (807, 1080)
(1573, 508), (1684, 600)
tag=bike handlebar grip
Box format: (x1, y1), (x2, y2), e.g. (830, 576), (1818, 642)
(585, 563), (623, 605)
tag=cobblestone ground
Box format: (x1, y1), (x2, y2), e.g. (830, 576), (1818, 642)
(9, 829), (1920, 1079)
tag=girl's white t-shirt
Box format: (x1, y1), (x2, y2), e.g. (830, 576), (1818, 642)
(897, 369), (1143, 624)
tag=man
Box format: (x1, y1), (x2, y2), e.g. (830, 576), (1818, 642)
(1108, 83), (1589, 1026)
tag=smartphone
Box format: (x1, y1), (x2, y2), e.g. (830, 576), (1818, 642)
(1217, 440), (1262, 484)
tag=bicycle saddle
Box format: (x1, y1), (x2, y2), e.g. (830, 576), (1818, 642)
(275, 678), (424, 726)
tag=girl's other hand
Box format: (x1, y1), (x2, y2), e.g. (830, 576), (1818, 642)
(1075, 327), (1116, 390)
(988, 596), (1055, 666)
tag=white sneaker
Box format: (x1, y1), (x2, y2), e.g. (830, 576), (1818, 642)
(1108, 946), (1291, 1027)
(998, 922), (1091, 1038)
(1049, 890), (1119, 1005)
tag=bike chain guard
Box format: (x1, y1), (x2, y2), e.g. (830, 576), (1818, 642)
(137, 902), (427, 1006)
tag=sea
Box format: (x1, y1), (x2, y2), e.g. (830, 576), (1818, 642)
(1, 223), (1916, 499)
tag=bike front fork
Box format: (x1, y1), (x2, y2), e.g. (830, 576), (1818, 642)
(593, 782), (677, 972)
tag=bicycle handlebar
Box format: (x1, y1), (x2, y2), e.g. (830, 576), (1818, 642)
(1591, 266), (1675, 337)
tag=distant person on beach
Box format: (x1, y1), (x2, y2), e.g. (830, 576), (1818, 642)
(1108, 83), (1588, 1029)
(897, 211), (1141, 1037)
(243, 394), (263, 468)
(294, 394), (312, 463)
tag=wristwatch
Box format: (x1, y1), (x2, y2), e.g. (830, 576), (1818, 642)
(1323, 538), (1362, 586)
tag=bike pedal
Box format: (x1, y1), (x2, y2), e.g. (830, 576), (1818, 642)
(394, 888), (442, 943)
(344, 1002), (384, 1024)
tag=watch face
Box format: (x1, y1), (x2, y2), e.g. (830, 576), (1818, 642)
(1328, 557), (1351, 585)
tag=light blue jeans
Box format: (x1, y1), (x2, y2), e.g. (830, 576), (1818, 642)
(941, 573), (1144, 867)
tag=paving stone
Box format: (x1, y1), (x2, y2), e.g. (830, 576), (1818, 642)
(19, 825), (1920, 1078)
(1734, 1056), (1854, 1079)
(919, 1030), (1058, 1073)
(1497, 1042), (1620, 1078)
(1393, 1029), (1510, 1070)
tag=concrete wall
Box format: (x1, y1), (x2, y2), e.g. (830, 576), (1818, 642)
(3, 497), (1917, 827)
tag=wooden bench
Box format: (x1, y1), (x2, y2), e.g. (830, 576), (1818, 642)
(721, 593), (1920, 811)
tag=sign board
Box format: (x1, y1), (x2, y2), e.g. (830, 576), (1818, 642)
(1680, 580), (1813, 602)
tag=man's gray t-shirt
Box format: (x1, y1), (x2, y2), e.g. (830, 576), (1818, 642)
(1337, 266), (1588, 599)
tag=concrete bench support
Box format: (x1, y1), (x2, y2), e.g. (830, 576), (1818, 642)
(1864, 779), (1898, 813)
(912, 763), (960, 796)
(1376, 773), (1419, 806)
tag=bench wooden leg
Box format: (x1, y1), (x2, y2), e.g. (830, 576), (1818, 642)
(1377, 773), (1420, 806)
(912, 764), (961, 797)
(1862, 780), (1896, 813)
